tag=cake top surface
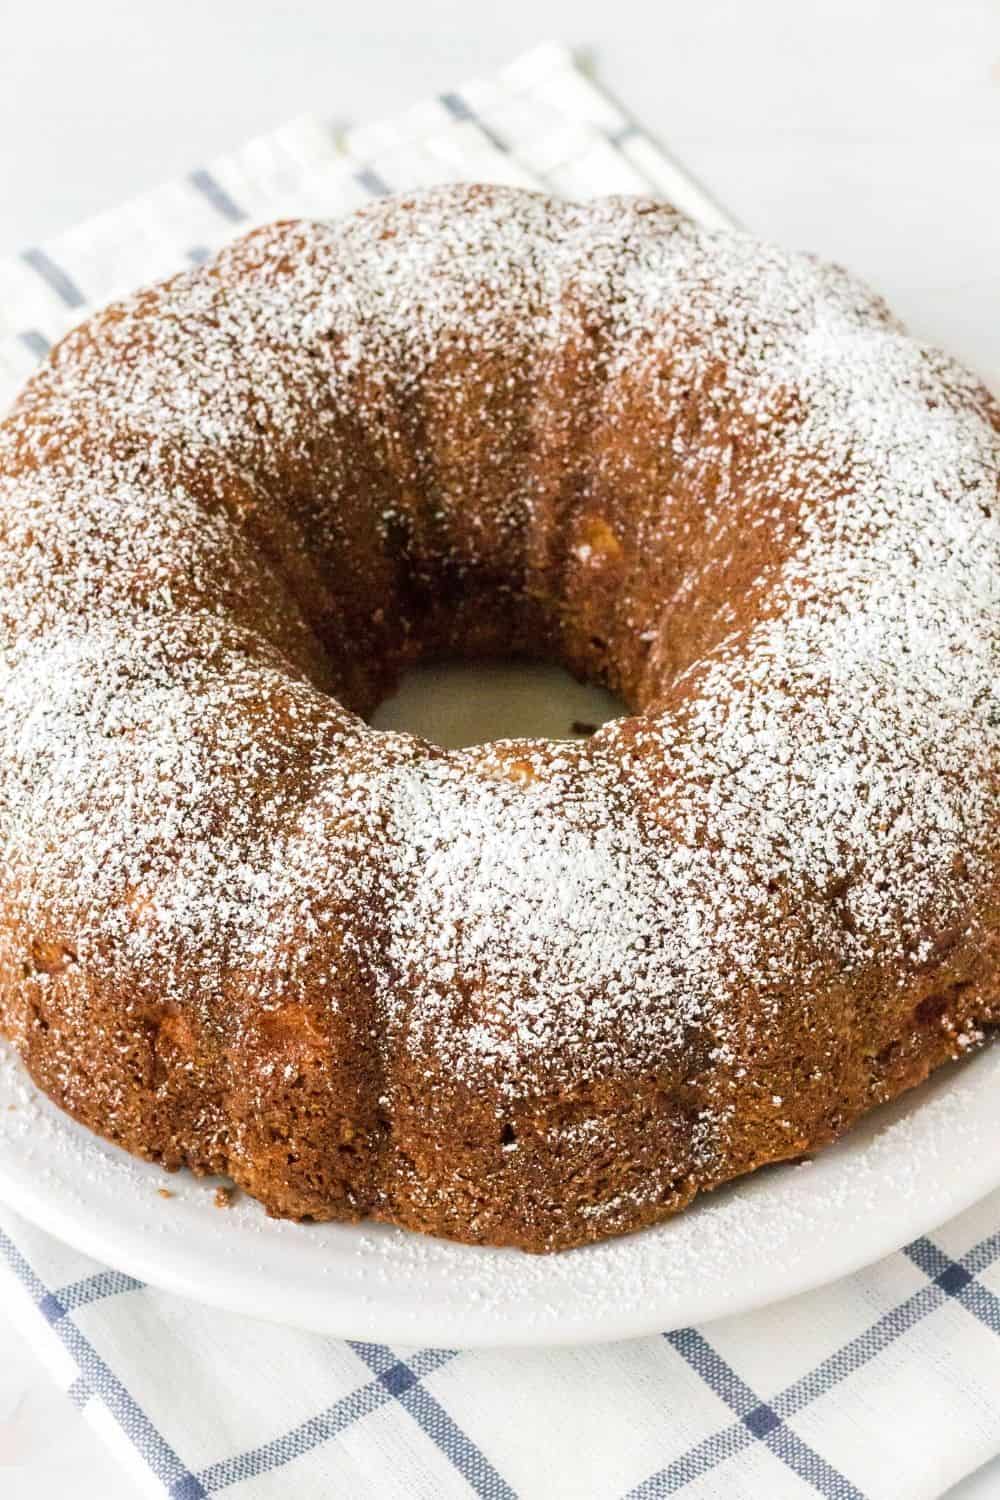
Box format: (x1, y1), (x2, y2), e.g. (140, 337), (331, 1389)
(0, 186), (997, 1121)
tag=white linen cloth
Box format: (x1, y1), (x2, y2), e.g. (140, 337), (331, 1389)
(1, 41), (998, 1500)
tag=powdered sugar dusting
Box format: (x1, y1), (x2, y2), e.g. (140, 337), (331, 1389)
(0, 186), (997, 1236)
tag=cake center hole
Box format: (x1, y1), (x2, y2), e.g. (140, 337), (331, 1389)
(369, 661), (624, 749)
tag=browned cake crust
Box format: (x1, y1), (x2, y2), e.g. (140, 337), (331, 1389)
(0, 186), (997, 1251)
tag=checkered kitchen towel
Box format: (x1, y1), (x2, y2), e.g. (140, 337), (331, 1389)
(2, 40), (1000, 1500)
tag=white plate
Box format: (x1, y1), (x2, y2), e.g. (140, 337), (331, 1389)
(2, 1029), (1000, 1348)
(2, 665), (999, 1346)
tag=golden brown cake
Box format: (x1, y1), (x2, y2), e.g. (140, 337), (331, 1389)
(0, 185), (997, 1252)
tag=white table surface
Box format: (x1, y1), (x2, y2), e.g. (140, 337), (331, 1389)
(0, 2), (998, 1495)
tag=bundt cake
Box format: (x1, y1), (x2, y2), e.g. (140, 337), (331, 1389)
(0, 185), (997, 1253)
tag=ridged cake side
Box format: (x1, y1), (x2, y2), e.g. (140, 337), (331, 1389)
(0, 186), (998, 1250)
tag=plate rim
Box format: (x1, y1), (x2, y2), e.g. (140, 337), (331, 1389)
(2, 1041), (1000, 1347)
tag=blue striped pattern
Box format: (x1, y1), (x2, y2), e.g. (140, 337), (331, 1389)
(0, 1229), (197, 1493)
(5, 1221), (1000, 1497)
(440, 91), (510, 155)
(18, 328), (51, 357)
(10, 154), (390, 366)
(20, 248), (85, 308)
(188, 169), (246, 224)
(626, 1230), (1000, 1498)
(8, 76), (695, 374)
(354, 165), (391, 197)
